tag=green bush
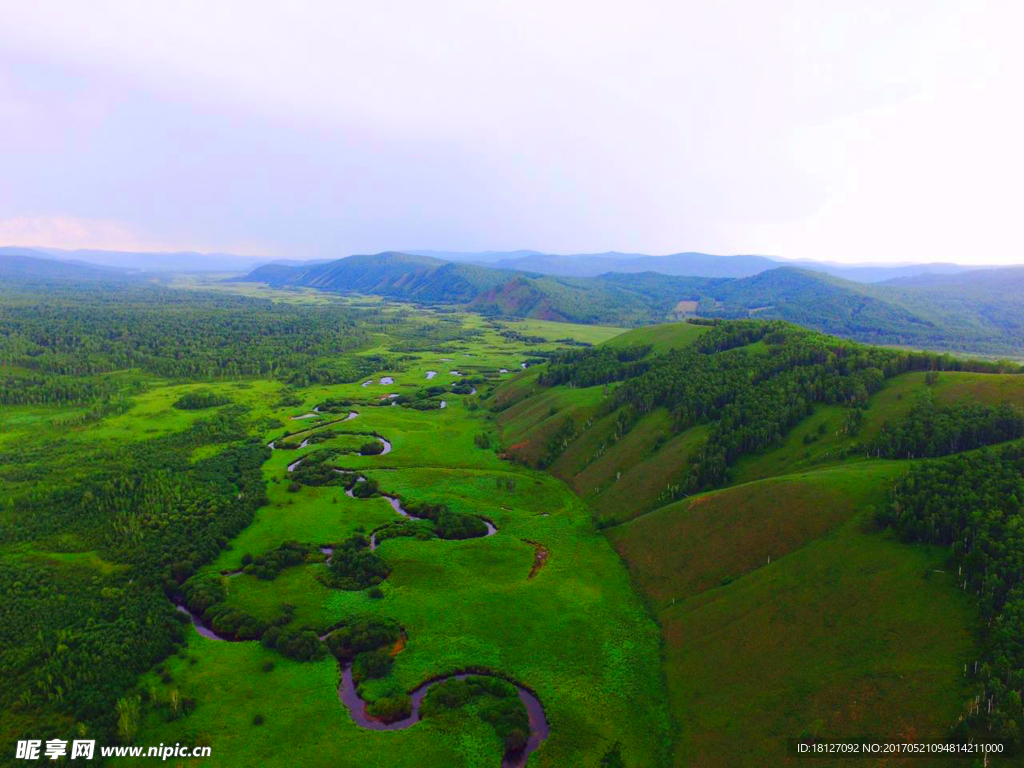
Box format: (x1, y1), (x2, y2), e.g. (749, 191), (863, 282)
(323, 615), (401, 660)
(374, 520), (435, 544)
(421, 676), (529, 752)
(352, 649), (393, 684)
(350, 478), (380, 498)
(366, 694), (411, 723)
(260, 626), (326, 661)
(403, 501), (488, 540)
(243, 540), (319, 580)
(173, 389), (232, 410)
(319, 535), (391, 590)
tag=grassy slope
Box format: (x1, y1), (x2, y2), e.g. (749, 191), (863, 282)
(606, 463), (903, 610)
(602, 462), (976, 768)
(547, 409), (711, 523)
(663, 513), (975, 767)
(495, 373), (608, 468)
(106, 311), (669, 768)
(605, 460), (975, 765)
(602, 320), (710, 355)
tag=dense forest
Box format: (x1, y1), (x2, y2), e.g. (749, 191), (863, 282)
(0, 281), (379, 400)
(0, 405), (269, 749)
(0, 278), (499, 416)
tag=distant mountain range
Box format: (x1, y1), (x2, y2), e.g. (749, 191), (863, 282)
(236, 251), (1024, 357)
(4, 246), (1023, 357)
(1, 244), (1006, 282)
(404, 249), (991, 283)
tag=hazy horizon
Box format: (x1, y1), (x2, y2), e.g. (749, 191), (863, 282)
(2, 1), (1022, 264)
(10, 244), (1023, 272)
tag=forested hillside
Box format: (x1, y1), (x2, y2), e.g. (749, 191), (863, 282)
(239, 252), (517, 305)
(406, 248), (991, 283)
(239, 252), (702, 325)
(525, 319), (1018, 498)
(494, 318), (1024, 764)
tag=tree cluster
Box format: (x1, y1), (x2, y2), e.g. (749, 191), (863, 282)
(870, 392), (1024, 459)
(421, 675), (531, 754)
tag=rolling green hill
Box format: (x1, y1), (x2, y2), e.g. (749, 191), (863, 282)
(238, 252), (711, 325)
(703, 267), (932, 334)
(241, 251), (514, 303)
(236, 253), (1024, 357)
(704, 267), (1024, 356)
(493, 318), (1024, 765)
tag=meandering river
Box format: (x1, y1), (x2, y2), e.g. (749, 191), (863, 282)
(176, 406), (545, 765)
(335, 665), (549, 768)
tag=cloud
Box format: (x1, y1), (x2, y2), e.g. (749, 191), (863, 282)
(0, 1), (1021, 263)
(0, 215), (201, 252)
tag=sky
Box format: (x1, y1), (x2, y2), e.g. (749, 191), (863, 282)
(1, 0), (1022, 265)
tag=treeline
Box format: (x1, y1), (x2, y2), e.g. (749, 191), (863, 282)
(0, 373), (128, 406)
(877, 445), (1024, 748)
(173, 389), (232, 410)
(871, 392), (1024, 459)
(539, 343), (652, 388)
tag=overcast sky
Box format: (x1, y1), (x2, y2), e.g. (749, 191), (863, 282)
(1, 1), (1022, 264)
